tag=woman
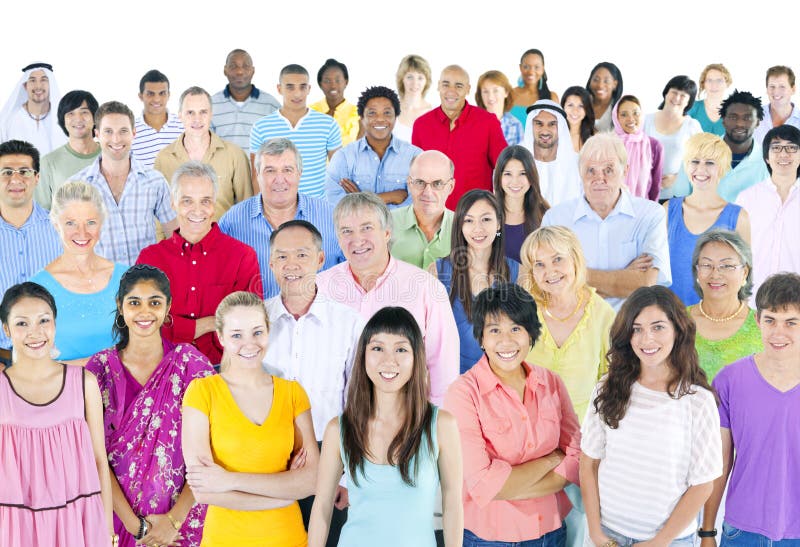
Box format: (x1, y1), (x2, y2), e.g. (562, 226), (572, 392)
(309, 307), (463, 547)
(311, 58), (360, 146)
(394, 54), (433, 142)
(586, 62), (623, 133)
(510, 49), (559, 126)
(445, 283), (581, 546)
(492, 145), (549, 262)
(431, 190), (521, 373)
(0, 282), (114, 546)
(561, 86), (596, 152)
(30, 181), (127, 365)
(612, 95), (663, 201)
(689, 230), (762, 381)
(182, 291), (317, 546)
(581, 286), (722, 546)
(86, 265), (214, 547)
(476, 70), (524, 145)
(664, 134), (750, 305)
(687, 64), (732, 136)
(644, 76), (703, 199)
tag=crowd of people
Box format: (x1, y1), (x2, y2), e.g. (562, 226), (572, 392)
(0, 49), (798, 547)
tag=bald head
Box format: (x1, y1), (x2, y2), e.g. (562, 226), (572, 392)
(409, 150), (454, 179)
(438, 65), (471, 118)
(407, 150), (455, 218)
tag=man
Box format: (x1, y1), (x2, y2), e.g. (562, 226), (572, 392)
(412, 65), (506, 210)
(219, 138), (343, 299)
(36, 90), (101, 209)
(70, 101), (177, 265)
(0, 63), (66, 155)
(390, 150), (455, 269)
(211, 49), (280, 152)
(136, 161), (261, 364)
(131, 69), (184, 169)
(735, 125), (800, 297)
(316, 192), (459, 405)
(753, 66), (800, 146)
(326, 86), (421, 208)
(542, 133), (670, 311)
(522, 100), (582, 206)
(264, 219), (364, 545)
(702, 272), (800, 545)
(155, 86), (251, 220)
(249, 65), (341, 198)
(0, 140), (61, 365)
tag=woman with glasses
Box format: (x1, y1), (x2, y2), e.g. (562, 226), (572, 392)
(687, 64), (733, 136)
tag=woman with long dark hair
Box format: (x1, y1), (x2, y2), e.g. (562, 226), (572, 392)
(561, 86), (596, 152)
(585, 62), (623, 132)
(510, 49), (559, 126)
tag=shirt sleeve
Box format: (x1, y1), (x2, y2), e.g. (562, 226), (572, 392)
(487, 116), (508, 166)
(552, 373), (582, 485)
(233, 244), (263, 296)
(183, 377), (212, 416)
(35, 155), (54, 209)
(687, 389), (723, 485)
(249, 122), (262, 156)
(649, 138), (664, 201)
(231, 146), (253, 204)
(712, 369), (731, 429)
(290, 379), (312, 418)
(153, 174), (177, 224)
(580, 384), (606, 460)
(325, 148), (348, 206)
(640, 202), (671, 287)
(672, 164), (691, 197)
(327, 120), (343, 152)
(424, 275), (460, 406)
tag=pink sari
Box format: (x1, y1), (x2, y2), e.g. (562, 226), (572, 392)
(87, 340), (214, 547)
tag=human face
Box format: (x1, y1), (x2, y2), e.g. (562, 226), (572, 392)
(180, 93), (212, 137)
(631, 305), (675, 371)
(687, 157), (721, 190)
(722, 103), (758, 145)
(563, 95), (586, 127)
(224, 52), (255, 92)
(532, 111), (559, 149)
(64, 101), (94, 140)
(617, 100), (642, 134)
(519, 53), (545, 88)
(269, 226), (324, 297)
(664, 88), (691, 113)
(438, 69), (470, 117)
(320, 67), (347, 105)
(365, 332), (414, 393)
(702, 69), (727, 95)
(173, 175), (215, 244)
(407, 153), (454, 217)
(361, 97), (396, 143)
(218, 306), (269, 368)
(3, 296), (55, 361)
(403, 71), (427, 97)
(336, 208), (391, 275)
(696, 241), (748, 301)
(499, 158), (531, 200)
(278, 73), (311, 111)
(0, 154), (38, 209)
(480, 81), (507, 116)
(766, 74), (795, 109)
(757, 305), (800, 361)
(581, 154), (625, 214)
(481, 312), (531, 375)
(56, 200), (102, 255)
(138, 82), (170, 117)
(589, 68), (617, 103)
(258, 150), (300, 209)
(96, 113), (134, 162)
(24, 70), (49, 105)
(766, 138), (800, 177)
(462, 199), (499, 253)
(119, 280), (170, 339)
(530, 243), (576, 298)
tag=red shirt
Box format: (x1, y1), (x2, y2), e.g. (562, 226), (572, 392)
(136, 223), (262, 364)
(412, 101), (507, 210)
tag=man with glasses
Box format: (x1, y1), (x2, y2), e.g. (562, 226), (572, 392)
(390, 150), (455, 269)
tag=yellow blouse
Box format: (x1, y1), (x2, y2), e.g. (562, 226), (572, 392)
(310, 98), (360, 145)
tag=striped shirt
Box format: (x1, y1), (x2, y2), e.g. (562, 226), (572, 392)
(249, 109), (342, 198)
(132, 112), (184, 169)
(211, 85), (280, 151)
(0, 203), (62, 349)
(218, 194), (344, 299)
(581, 382), (722, 540)
(70, 156), (176, 265)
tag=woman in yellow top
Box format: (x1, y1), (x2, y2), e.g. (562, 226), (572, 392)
(311, 59), (361, 145)
(182, 291), (318, 547)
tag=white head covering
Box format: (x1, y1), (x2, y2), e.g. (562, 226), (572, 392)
(522, 99), (582, 206)
(0, 62), (64, 152)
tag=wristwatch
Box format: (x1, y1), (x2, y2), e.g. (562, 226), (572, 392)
(697, 528), (717, 538)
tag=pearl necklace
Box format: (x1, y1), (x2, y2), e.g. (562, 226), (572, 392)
(697, 300), (745, 323)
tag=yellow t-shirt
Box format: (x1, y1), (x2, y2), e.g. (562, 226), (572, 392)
(310, 98), (360, 146)
(183, 374), (311, 546)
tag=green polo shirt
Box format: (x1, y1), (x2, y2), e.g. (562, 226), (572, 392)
(390, 205), (454, 270)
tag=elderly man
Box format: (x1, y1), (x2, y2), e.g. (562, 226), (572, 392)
(412, 64), (506, 209)
(316, 192), (459, 405)
(0, 139), (61, 365)
(326, 85), (421, 208)
(390, 150), (455, 269)
(155, 86), (251, 220)
(136, 161), (261, 364)
(219, 137), (343, 298)
(131, 69), (184, 169)
(542, 132), (671, 310)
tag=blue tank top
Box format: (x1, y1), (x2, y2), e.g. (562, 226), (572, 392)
(667, 197), (740, 305)
(338, 407), (439, 547)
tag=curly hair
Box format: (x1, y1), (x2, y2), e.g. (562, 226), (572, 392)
(356, 86), (400, 118)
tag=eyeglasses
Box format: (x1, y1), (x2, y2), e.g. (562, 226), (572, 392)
(769, 144), (800, 154)
(407, 178), (452, 191)
(697, 263), (744, 274)
(0, 167), (37, 180)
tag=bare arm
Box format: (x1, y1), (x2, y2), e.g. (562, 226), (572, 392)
(494, 450), (566, 500)
(308, 418), (344, 547)
(640, 482), (714, 546)
(700, 428), (734, 547)
(162, 218), (179, 237)
(587, 260), (659, 298)
(437, 411), (464, 547)
(734, 208), (751, 246)
(84, 372), (114, 535)
(193, 316), (216, 339)
(63, 356), (90, 367)
(580, 453), (612, 547)
(376, 189), (409, 206)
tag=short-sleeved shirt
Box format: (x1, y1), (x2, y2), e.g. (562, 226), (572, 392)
(310, 98), (360, 146)
(390, 206), (453, 270)
(36, 143), (101, 209)
(672, 143), (769, 202)
(211, 85), (281, 151)
(132, 112), (184, 169)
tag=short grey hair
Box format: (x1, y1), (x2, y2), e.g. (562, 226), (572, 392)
(691, 229), (754, 301)
(178, 86), (213, 113)
(579, 132), (628, 174)
(254, 138), (303, 174)
(50, 180), (106, 226)
(171, 161), (219, 202)
(333, 192), (393, 235)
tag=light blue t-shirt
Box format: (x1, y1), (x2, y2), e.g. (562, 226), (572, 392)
(672, 143), (769, 202)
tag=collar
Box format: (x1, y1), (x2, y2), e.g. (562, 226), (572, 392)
(223, 84), (260, 100)
(472, 354), (540, 396)
(358, 135), (398, 154)
(434, 101), (473, 125)
(346, 254), (396, 292)
(573, 189), (634, 222)
(0, 201), (48, 230)
(170, 222), (222, 252)
(268, 289), (329, 324)
(250, 193), (307, 221)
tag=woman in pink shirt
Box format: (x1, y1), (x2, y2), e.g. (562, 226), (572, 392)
(444, 283), (581, 546)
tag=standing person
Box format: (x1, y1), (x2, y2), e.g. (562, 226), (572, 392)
(309, 306), (463, 547)
(687, 64), (732, 136)
(86, 265), (214, 547)
(394, 54), (433, 142)
(311, 59), (361, 146)
(182, 291), (318, 547)
(561, 86), (596, 153)
(753, 65), (800, 145)
(581, 286), (722, 546)
(510, 49), (560, 127)
(612, 95), (663, 201)
(131, 70), (184, 170)
(476, 70), (524, 146)
(585, 62), (623, 133)
(0, 282), (114, 546)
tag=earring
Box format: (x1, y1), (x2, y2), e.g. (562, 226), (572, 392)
(115, 315), (126, 329)
(538, 77), (543, 91)
(495, 231), (502, 237)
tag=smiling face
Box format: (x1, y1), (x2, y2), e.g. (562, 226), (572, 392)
(664, 88), (691, 112)
(519, 53), (545, 88)
(120, 280), (170, 340)
(365, 331), (414, 393)
(687, 157), (721, 190)
(180, 93), (212, 138)
(55, 200), (103, 255)
(64, 101), (94, 140)
(696, 241), (747, 302)
(589, 67), (617, 103)
(174, 174), (215, 244)
(402, 71), (427, 97)
(258, 150), (300, 209)
(702, 69), (727, 95)
(481, 311), (531, 375)
(336, 207), (391, 276)
(438, 68), (470, 117)
(320, 67), (347, 105)
(766, 137), (800, 177)
(757, 305), (800, 361)
(0, 153), (39, 210)
(24, 70), (50, 106)
(138, 81), (169, 118)
(530, 243), (577, 298)
(617, 100), (642, 134)
(3, 296), (55, 362)
(532, 111), (559, 149)
(461, 198), (499, 253)
(723, 103), (758, 145)
(499, 158), (531, 200)
(581, 153), (625, 213)
(218, 305), (269, 369)
(480, 81), (507, 115)
(361, 96), (396, 144)
(563, 94), (586, 127)
(631, 305), (675, 371)
(96, 113), (134, 162)
(766, 74), (795, 109)
(269, 226), (324, 297)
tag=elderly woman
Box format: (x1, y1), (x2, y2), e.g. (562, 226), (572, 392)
(664, 133), (750, 305)
(476, 70), (524, 145)
(687, 64), (733, 136)
(30, 181), (127, 365)
(394, 54), (433, 142)
(688, 229), (762, 381)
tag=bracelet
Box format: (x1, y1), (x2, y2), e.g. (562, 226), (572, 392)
(166, 512), (182, 531)
(111, 534), (119, 547)
(697, 528), (718, 538)
(600, 541), (618, 547)
(135, 516), (149, 540)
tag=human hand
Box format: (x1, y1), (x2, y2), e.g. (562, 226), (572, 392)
(186, 455), (230, 493)
(289, 447), (307, 470)
(340, 178), (360, 194)
(138, 514), (182, 547)
(699, 537), (718, 547)
(626, 254), (653, 272)
(334, 485), (350, 510)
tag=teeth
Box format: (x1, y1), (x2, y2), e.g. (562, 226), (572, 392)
(379, 372), (398, 379)
(27, 341), (46, 349)
(135, 320), (154, 328)
(641, 348), (659, 355)
(239, 352), (258, 359)
(497, 351), (518, 359)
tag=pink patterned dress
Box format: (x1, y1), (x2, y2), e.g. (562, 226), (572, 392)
(0, 364), (109, 547)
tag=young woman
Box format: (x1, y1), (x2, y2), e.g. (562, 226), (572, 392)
(445, 283), (581, 546)
(0, 282), (114, 546)
(492, 146), (549, 263)
(581, 286), (722, 546)
(475, 70), (524, 145)
(510, 49), (559, 126)
(586, 62), (624, 132)
(432, 190), (521, 373)
(687, 64), (733, 136)
(182, 291), (318, 546)
(308, 306), (463, 547)
(394, 54), (433, 142)
(561, 86), (596, 153)
(86, 265), (215, 547)
(310, 58), (360, 145)
(612, 95), (663, 201)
